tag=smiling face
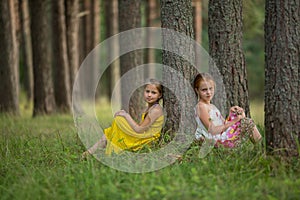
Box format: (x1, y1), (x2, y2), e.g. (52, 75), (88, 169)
(144, 84), (162, 106)
(195, 79), (215, 104)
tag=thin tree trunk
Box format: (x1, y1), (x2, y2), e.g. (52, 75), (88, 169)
(0, 0), (19, 114)
(105, 0), (120, 104)
(65, 0), (80, 91)
(29, 1), (56, 116)
(19, 0), (33, 102)
(52, 0), (71, 112)
(208, 0), (250, 117)
(265, 0), (300, 157)
(145, 0), (159, 78)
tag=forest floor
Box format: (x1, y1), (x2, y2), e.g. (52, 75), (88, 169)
(0, 99), (299, 200)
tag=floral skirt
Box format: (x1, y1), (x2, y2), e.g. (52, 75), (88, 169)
(216, 112), (254, 148)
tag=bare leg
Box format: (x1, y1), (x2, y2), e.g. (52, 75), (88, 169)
(250, 125), (262, 144)
(82, 135), (107, 158)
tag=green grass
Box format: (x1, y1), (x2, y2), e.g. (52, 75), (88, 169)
(0, 100), (299, 200)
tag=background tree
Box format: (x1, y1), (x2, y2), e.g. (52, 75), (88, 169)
(0, 0), (19, 115)
(104, 0), (120, 104)
(29, 1), (56, 116)
(65, 0), (80, 91)
(52, 0), (71, 112)
(161, 0), (198, 137)
(265, 0), (300, 157)
(19, 0), (33, 102)
(208, 0), (250, 116)
(119, 0), (143, 120)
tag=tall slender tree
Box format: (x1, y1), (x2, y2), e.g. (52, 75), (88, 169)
(0, 0), (19, 114)
(19, 0), (33, 102)
(104, 0), (120, 103)
(161, 0), (197, 136)
(265, 0), (300, 157)
(65, 0), (80, 91)
(208, 0), (250, 116)
(52, 0), (71, 112)
(119, 0), (143, 120)
(29, 1), (56, 116)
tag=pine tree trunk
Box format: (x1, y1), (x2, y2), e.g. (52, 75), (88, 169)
(29, 1), (56, 116)
(52, 0), (71, 112)
(145, 0), (159, 78)
(119, 0), (143, 121)
(19, 0), (33, 102)
(208, 0), (250, 117)
(0, 0), (19, 114)
(65, 0), (80, 91)
(161, 0), (197, 137)
(265, 0), (300, 157)
(105, 0), (120, 104)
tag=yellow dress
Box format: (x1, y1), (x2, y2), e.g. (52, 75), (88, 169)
(104, 113), (164, 154)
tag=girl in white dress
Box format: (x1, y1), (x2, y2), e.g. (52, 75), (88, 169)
(193, 73), (262, 148)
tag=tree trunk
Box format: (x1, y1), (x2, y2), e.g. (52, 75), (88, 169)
(161, 0), (197, 137)
(193, 0), (202, 68)
(104, 0), (120, 104)
(265, 0), (300, 157)
(52, 0), (71, 112)
(19, 0), (33, 102)
(29, 1), (56, 116)
(208, 0), (250, 117)
(65, 0), (80, 91)
(119, 0), (143, 121)
(145, 0), (159, 78)
(0, 0), (19, 114)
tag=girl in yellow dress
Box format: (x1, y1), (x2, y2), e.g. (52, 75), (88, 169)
(82, 79), (164, 156)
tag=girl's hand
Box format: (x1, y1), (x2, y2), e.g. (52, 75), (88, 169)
(230, 106), (245, 118)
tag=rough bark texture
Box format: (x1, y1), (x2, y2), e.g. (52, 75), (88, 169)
(208, 0), (250, 117)
(265, 0), (300, 157)
(0, 0), (19, 114)
(52, 0), (71, 112)
(119, 0), (143, 121)
(161, 0), (198, 136)
(29, 1), (56, 116)
(19, 0), (33, 102)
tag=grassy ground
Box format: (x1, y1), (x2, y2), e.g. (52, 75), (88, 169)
(0, 100), (299, 200)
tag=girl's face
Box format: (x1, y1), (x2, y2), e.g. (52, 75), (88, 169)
(195, 80), (215, 103)
(144, 84), (162, 105)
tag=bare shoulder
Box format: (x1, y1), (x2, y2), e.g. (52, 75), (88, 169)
(148, 104), (163, 117)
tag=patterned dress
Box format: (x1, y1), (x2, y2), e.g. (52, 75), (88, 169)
(195, 104), (253, 148)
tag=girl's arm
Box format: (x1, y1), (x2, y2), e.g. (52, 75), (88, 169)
(115, 106), (163, 133)
(197, 104), (244, 135)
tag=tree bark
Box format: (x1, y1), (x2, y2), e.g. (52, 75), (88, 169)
(208, 0), (250, 117)
(52, 0), (71, 112)
(65, 0), (80, 91)
(104, 0), (120, 104)
(0, 0), (19, 114)
(161, 0), (197, 137)
(29, 1), (56, 116)
(265, 0), (300, 157)
(119, 0), (143, 121)
(19, 0), (33, 102)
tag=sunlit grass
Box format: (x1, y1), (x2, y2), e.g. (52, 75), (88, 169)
(1, 98), (299, 199)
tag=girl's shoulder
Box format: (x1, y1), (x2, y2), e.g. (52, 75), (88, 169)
(148, 104), (163, 115)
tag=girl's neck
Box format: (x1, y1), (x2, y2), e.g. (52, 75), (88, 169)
(199, 99), (211, 105)
(148, 102), (159, 108)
